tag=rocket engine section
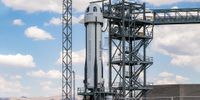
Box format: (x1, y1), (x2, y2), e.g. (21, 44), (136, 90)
(84, 4), (104, 89)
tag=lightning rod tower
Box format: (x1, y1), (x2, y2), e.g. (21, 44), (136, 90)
(62, 0), (73, 100)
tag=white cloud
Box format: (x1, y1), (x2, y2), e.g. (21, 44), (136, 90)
(158, 72), (173, 78)
(73, 0), (94, 12)
(13, 19), (24, 26)
(3, 0), (199, 14)
(1, 0), (93, 13)
(72, 49), (85, 64)
(0, 76), (21, 92)
(47, 70), (61, 79)
(143, 0), (200, 6)
(0, 75), (29, 97)
(45, 17), (61, 26)
(2, 0), (62, 13)
(39, 81), (61, 96)
(143, 0), (181, 6)
(176, 75), (188, 82)
(45, 15), (84, 26)
(155, 72), (189, 84)
(27, 70), (46, 78)
(152, 24), (200, 71)
(10, 75), (22, 80)
(40, 81), (53, 90)
(57, 49), (85, 65)
(73, 15), (84, 25)
(0, 53), (35, 68)
(25, 26), (54, 40)
(27, 69), (61, 79)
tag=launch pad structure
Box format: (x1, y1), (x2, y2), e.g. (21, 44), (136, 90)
(103, 1), (153, 99)
(62, 0), (200, 100)
(78, 1), (154, 99)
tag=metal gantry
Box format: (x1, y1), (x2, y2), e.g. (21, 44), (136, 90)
(62, 0), (72, 100)
(102, 1), (200, 99)
(62, 0), (200, 99)
(103, 0), (153, 99)
(152, 8), (200, 25)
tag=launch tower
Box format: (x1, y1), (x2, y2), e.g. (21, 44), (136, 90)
(103, 1), (153, 99)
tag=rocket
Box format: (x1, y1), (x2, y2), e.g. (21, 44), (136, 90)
(84, 3), (104, 90)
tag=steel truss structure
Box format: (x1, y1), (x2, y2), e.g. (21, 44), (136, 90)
(152, 8), (200, 25)
(62, 0), (72, 100)
(103, 0), (153, 99)
(63, 0), (200, 99)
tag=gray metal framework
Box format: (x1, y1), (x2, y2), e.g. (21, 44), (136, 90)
(62, 0), (72, 100)
(152, 8), (200, 25)
(103, 0), (153, 99)
(62, 0), (200, 99)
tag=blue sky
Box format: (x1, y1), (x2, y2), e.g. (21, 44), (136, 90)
(0, 0), (200, 98)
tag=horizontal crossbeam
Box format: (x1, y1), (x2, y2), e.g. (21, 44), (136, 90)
(152, 8), (200, 25)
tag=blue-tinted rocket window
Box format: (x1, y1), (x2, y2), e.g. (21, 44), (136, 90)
(93, 7), (97, 12)
(86, 7), (89, 12)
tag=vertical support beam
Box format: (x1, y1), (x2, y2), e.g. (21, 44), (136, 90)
(129, 41), (133, 98)
(108, 0), (112, 93)
(143, 3), (147, 98)
(73, 71), (75, 100)
(62, 0), (72, 100)
(121, 0), (126, 98)
(143, 3), (146, 87)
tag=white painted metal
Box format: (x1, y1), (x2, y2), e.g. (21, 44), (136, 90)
(84, 4), (104, 89)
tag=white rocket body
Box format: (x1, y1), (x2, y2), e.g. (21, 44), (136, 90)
(84, 4), (104, 89)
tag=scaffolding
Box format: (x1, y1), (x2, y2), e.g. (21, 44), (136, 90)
(103, 0), (153, 99)
(62, 0), (200, 99)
